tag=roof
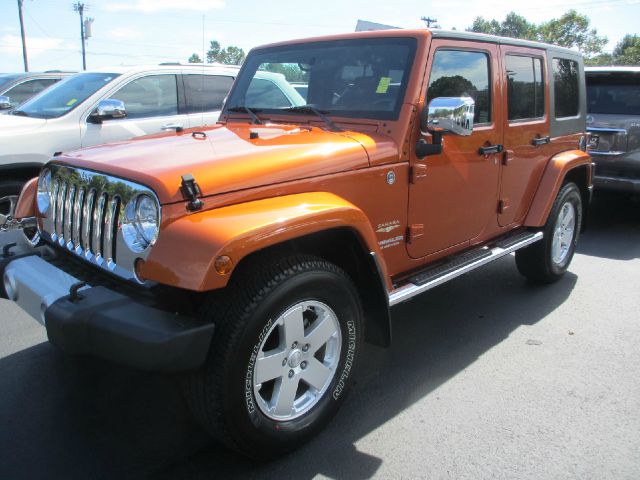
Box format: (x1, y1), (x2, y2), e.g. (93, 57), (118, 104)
(252, 28), (582, 58)
(429, 29), (581, 57)
(82, 64), (242, 75)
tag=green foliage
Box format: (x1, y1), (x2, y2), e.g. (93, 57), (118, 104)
(586, 35), (640, 66)
(203, 40), (246, 65)
(467, 10), (608, 58)
(188, 53), (202, 63)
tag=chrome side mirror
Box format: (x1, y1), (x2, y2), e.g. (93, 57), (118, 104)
(0, 96), (12, 110)
(90, 99), (126, 122)
(424, 96), (475, 136)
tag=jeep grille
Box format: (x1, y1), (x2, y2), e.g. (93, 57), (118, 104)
(40, 164), (159, 283)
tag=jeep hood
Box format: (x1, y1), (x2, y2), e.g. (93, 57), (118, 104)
(56, 124), (378, 204)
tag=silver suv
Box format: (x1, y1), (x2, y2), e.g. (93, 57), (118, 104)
(586, 66), (640, 194)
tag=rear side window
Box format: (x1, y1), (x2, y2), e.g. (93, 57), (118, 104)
(506, 55), (544, 120)
(184, 74), (234, 113)
(553, 58), (579, 118)
(112, 74), (178, 119)
(5, 78), (58, 105)
(427, 50), (492, 124)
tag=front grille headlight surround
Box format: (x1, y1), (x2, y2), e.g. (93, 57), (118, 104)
(36, 168), (52, 215)
(122, 193), (160, 253)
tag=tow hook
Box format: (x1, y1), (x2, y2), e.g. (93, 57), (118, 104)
(0, 195), (36, 232)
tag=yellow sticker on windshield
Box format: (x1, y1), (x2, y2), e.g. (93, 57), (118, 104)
(66, 98), (78, 106)
(376, 77), (391, 94)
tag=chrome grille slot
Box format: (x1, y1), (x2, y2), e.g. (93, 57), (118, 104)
(40, 164), (160, 283)
(81, 189), (95, 256)
(72, 187), (85, 253)
(92, 193), (106, 264)
(64, 185), (75, 250)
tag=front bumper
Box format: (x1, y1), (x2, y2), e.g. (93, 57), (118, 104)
(1, 237), (214, 372)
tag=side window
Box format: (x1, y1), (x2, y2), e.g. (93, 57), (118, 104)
(427, 50), (491, 124)
(553, 58), (579, 118)
(5, 78), (58, 105)
(246, 78), (291, 109)
(506, 55), (545, 121)
(112, 75), (178, 119)
(184, 75), (234, 113)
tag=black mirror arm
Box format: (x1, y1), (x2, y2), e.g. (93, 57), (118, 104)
(415, 130), (443, 159)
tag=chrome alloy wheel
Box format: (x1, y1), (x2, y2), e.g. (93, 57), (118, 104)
(252, 301), (342, 421)
(551, 201), (576, 265)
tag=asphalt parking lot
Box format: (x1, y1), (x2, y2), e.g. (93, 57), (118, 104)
(1, 192), (639, 479)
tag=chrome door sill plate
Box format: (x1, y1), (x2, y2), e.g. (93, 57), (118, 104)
(388, 230), (543, 307)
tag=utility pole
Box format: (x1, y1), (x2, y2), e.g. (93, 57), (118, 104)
(421, 16), (439, 28)
(17, 0), (29, 72)
(73, 2), (87, 70)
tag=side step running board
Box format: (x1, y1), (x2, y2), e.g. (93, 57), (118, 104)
(388, 231), (543, 307)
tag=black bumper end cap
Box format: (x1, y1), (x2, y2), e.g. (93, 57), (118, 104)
(45, 286), (214, 372)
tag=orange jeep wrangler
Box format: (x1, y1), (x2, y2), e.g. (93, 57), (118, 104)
(0, 30), (592, 458)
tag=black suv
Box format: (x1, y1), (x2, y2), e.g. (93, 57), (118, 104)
(586, 66), (640, 194)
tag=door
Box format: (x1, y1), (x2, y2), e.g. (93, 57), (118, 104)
(498, 46), (551, 226)
(81, 74), (188, 147)
(407, 41), (503, 258)
(183, 74), (235, 128)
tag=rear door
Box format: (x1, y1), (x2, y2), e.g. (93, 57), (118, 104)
(182, 73), (235, 128)
(407, 40), (503, 258)
(498, 46), (551, 226)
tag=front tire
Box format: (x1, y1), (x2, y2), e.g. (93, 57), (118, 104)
(516, 182), (582, 283)
(184, 254), (363, 459)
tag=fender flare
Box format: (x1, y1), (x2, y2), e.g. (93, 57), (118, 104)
(141, 192), (389, 292)
(524, 149), (592, 227)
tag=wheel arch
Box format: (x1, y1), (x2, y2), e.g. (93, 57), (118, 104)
(231, 228), (392, 347)
(524, 149), (592, 229)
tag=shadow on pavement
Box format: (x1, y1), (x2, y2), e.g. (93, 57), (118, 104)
(578, 191), (640, 260)
(0, 257), (577, 479)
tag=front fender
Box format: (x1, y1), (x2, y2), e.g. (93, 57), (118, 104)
(140, 192), (386, 292)
(524, 149), (592, 227)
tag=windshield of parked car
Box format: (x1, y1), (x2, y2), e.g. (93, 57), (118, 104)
(587, 73), (640, 116)
(224, 37), (417, 121)
(12, 72), (120, 119)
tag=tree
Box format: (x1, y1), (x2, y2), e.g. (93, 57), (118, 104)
(469, 13), (537, 41)
(188, 53), (202, 63)
(203, 40), (246, 65)
(539, 10), (607, 56)
(206, 40), (221, 63)
(612, 34), (640, 65)
(467, 10), (607, 58)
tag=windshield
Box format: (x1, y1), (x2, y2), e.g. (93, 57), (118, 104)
(13, 72), (120, 119)
(225, 37), (417, 121)
(587, 73), (640, 116)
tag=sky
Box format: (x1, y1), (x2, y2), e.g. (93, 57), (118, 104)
(1, 0), (639, 72)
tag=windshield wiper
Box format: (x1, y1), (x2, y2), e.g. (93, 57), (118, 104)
(281, 105), (342, 132)
(226, 106), (263, 125)
(11, 110), (28, 117)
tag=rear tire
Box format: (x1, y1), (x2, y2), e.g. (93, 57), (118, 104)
(183, 254), (363, 459)
(516, 182), (582, 283)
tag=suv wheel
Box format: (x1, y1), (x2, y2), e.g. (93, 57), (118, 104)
(184, 254), (362, 459)
(516, 182), (582, 283)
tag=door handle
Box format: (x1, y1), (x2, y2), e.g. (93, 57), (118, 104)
(478, 144), (503, 155)
(531, 136), (551, 146)
(161, 123), (184, 132)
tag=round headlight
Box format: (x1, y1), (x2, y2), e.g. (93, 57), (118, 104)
(37, 168), (52, 214)
(122, 194), (159, 253)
